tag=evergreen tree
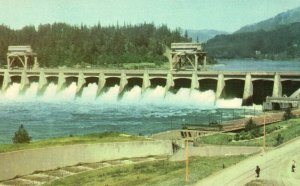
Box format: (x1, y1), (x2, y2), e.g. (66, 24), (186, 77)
(0, 23), (190, 68)
(12, 124), (31, 143)
(245, 118), (256, 131)
(184, 30), (188, 40)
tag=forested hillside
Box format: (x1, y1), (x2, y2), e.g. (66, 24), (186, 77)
(236, 6), (300, 33)
(0, 23), (190, 68)
(205, 22), (300, 60)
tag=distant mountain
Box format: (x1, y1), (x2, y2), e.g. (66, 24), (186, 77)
(186, 29), (228, 42)
(205, 22), (300, 60)
(236, 6), (300, 33)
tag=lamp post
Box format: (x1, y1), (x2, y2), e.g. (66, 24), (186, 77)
(185, 139), (189, 183)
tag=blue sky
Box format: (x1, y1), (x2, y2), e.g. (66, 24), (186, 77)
(1, 0), (300, 32)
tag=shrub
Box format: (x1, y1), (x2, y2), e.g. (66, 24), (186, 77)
(274, 133), (284, 146)
(283, 107), (294, 120)
(244, 133), (252, 140)
(12, 125), (32, 144)
(240, 134), (246, 140)
(250, 127), (261, 138)
(234, 133), (240, 141)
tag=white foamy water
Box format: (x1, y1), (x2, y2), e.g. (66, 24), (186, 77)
(57, 82), (77, 101)
(2, 83), (20, 100)
(0, 82), (244, 108)
(42, 83), (58, 100)
(216, 98), (243, 108)
(23, 82), (38, 98)
(80, 83), (98, 101)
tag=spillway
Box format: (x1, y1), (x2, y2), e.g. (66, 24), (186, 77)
(0, 82), (244, 107)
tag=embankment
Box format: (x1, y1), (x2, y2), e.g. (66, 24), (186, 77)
(0, 140), (172, 181)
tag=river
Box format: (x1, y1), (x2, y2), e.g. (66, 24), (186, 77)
(0, 59), (299, 144)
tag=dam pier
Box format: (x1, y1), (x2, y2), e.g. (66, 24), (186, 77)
(1, 69), (300, 107)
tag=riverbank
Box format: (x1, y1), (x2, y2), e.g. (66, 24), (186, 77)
(195, 117), (300, 147)
(0, 132), (148, 153)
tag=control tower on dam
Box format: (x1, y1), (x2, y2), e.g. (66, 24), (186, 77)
(1, 69), (300, 106)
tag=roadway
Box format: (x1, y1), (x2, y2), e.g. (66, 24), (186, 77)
(195, 137), (300, 186)
(1, 68), (300, 76)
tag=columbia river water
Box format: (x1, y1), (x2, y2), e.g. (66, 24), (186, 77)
(0, 59), (299, 143)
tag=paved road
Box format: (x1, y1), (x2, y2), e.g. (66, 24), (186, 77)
(195, 137), (300, 186)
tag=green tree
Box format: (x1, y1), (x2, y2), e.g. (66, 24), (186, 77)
(12, 124), (32, 143)
(245, 118), (261, 138)
(245, 118), (257, 131)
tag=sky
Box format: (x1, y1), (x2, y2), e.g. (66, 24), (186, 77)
(1, 0), (300, 32)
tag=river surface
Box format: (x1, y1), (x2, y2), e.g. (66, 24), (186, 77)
(208, 59), (300, 72)
(0, 59), (299, 144)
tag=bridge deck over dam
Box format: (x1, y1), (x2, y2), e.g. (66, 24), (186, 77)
(0, 69), (300, 105)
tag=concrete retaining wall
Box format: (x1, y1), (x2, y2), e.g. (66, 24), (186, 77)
(0, 140), (172, 181)
(170, 145), (261, 161)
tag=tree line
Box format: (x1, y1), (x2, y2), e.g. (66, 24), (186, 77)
(205, 22), (300, 60)
(0, 23), (190, 68)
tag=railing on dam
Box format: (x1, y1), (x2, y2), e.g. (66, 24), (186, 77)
(1, 68), (300, 75)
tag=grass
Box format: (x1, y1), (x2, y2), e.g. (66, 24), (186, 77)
(195, 118), (300, 147)
(0, 132), (147, 153)
(45, 155), (248, 186)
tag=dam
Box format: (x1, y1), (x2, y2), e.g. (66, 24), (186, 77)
(1, 69), (300, 106)
(1, 45), (300, 143)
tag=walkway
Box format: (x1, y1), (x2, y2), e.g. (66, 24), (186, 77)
(195, 137), (300, 186)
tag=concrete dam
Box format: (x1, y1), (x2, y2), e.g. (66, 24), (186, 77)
(0, 69), (300, 105)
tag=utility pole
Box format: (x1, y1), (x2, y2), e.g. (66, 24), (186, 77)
(185, 139), (189, 183)
(263, 113), (266, 152)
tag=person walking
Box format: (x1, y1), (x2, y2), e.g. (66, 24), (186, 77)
(255, 165), (261, 178)
(292, 160), (296, 172)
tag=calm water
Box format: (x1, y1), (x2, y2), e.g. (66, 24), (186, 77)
(208, 59), (300, 72)
(1, 59), (298, 144)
